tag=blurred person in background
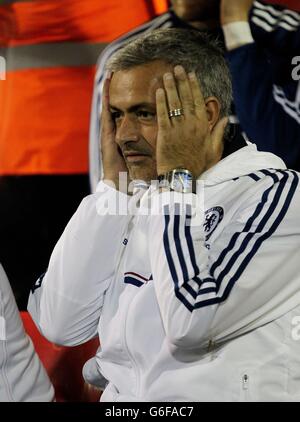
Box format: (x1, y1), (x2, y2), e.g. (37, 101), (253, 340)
(221, 0), (300, 170)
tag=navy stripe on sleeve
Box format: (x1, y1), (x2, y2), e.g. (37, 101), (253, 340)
(124, 277), (143, 288)
(174, 204), (190, 283)
(163, 206), (179, 288)
(210, 171), (277, 280)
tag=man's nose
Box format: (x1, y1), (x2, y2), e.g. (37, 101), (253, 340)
(115, 115), (139, 147)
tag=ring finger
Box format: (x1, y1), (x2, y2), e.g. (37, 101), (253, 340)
(163, 72), (183, 122)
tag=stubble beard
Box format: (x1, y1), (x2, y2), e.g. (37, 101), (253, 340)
(127, 160), (158, 185)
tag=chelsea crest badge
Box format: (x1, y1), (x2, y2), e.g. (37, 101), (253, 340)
(204, 206), (224, 240)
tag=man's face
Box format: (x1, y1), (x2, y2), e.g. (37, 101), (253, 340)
(171, 0), (220, 22)
(109, 61), (173, 182)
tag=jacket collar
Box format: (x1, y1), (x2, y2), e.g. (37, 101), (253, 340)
(200, 142), (287, 186)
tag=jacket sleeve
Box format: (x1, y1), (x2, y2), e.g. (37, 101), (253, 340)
(250, 0), (300, 54)
(226, 42), (300, 169)
(223, 0), (300, 169)
(28, 182), (130, 346)
(149, 170), (300, 349)
(0, 264), (54, 402)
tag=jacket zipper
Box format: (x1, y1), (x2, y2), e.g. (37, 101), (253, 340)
(117, 217), (140, 398)
(116, 191), (149, 398)
(242, 374), (249, 400)
(123, 295), (140, 397)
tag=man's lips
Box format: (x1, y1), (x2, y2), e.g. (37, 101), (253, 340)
(123, 151), (151, 162)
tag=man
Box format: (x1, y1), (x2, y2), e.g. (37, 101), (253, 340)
(89, 0), (223, 192)
(29, 29), (300, 401)
(0, 264), (54, 401)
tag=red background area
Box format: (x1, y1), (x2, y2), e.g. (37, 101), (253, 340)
(21, 312), (101, 402)
(264, 0), (300, 11)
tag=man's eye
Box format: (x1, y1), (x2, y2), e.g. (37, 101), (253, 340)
(111, 111), (121, 120)
(137, 110), (155, 120)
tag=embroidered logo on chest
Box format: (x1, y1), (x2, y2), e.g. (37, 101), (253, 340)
(204, 206), (224, 240)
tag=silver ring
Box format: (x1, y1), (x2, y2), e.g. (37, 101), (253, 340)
(168, 108), (184, 118)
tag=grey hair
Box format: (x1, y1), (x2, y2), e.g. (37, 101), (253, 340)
(106, 28), (232, 118)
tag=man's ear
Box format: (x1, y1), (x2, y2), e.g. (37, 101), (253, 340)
(205, 96), (221, 131)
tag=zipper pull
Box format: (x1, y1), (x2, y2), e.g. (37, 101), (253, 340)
(242, 374), (249, 390)
(207, 338), (214, 352)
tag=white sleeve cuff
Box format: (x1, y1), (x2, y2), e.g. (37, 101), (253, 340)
(222, 21), (254, 51)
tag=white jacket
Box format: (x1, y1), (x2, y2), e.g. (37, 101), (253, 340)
(28, 144), (300, 401)
(0, 265), (54, 402)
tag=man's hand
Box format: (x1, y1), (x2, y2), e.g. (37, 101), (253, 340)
(156, 66), (227, 180)
(220, 0), (254, 25)
(101, 76), (128, 190)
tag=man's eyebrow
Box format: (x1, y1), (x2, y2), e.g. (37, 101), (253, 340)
(109, 103), (156, 112)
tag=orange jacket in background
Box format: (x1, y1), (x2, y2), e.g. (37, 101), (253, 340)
(0, 0), (155, 175)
